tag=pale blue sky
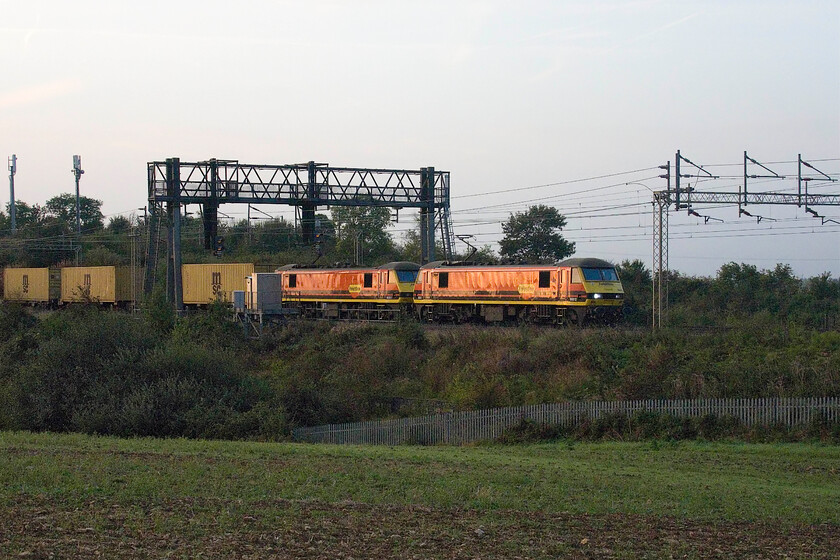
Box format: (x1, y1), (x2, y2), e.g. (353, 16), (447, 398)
(2, 1), (838, 275)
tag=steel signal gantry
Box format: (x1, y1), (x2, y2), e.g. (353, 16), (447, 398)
(145, 158), (455, 309)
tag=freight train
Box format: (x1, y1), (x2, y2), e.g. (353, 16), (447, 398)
(1, 266), (135, 306)
(0, 264), (259, 308)
(2, 258), (625, 326)
(271, 257), (624, 326)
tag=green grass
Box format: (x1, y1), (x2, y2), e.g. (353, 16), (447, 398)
(2, 431), (838, 524)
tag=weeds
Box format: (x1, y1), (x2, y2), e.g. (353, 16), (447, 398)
(497, 412), (840, 444)
(1, 301), (839, 441)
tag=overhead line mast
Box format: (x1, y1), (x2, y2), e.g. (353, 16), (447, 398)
(652, 149), (839, 330)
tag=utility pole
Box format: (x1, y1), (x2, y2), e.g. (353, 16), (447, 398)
(8, 155), (16, 233)
(72, 155), (84, 234)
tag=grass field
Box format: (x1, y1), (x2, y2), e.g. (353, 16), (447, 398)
(1, 432), (838, 558)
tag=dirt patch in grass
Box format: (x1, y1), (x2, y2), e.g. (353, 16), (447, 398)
(2, 496), (837, 559)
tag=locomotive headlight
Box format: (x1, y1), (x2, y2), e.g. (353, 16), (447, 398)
(593, 293), (603, 299)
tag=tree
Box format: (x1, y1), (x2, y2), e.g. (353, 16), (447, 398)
(82, 245), (124, 266)
(2, 202), (43, 233)
(397, 216), (447, 263)
(499, 205), (575, 263)
(330, 204), (396, 264)
(245, 218), (296, 254)
(44, 193), (104, 233)
(472, 245), (499, 263)
(616, 259), (652, 326)
(106, 215), (133, 235)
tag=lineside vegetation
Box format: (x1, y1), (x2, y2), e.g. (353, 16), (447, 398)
(1, 268), (839, 441)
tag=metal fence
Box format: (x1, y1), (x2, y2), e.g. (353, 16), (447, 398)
(292, 397), (840, 445)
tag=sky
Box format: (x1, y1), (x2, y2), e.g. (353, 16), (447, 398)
(2, 0), (839, 277)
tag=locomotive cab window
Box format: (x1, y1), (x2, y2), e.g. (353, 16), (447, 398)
(438, 272), (449, 288)
(396, 269), (418, 283)
(582, 267), (619, 282)
(288, 274), (297, 288)
(539, 270), (551, 288)
(571, 269), (582, 283)
(363, 273), (373, 288)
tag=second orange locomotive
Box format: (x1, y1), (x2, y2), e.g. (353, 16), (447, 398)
(413, 258), (624, 326)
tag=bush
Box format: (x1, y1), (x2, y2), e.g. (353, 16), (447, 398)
(0, 302), (37, 342)
(171, 300), (245, 350)
(3, 296), (840, 442)
(497, 411), (840, 443)
(7, 306), (286, 440)
(144, 285), (175, 334)
(22, 308), (161, 431)
(497, 418), (562, 444)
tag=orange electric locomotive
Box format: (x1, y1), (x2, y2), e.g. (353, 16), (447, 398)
(277, 262), (420, 320)
(413, 258), (624, 326)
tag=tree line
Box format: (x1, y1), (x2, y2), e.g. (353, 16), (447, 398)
(3, 195), (838, 330)
(1, 197), (574, 268)
(617, 260), (840, 329)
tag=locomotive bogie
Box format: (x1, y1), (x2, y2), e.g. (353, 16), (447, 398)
(416, 301), (581, 325)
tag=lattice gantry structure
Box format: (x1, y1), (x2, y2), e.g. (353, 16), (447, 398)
(650, 150), (839, 329)
(146, 158), (454, 308)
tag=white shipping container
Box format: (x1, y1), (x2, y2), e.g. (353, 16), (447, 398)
(233, 290), (246, 313)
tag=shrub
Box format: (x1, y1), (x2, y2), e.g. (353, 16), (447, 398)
(10, 306), (284, 439)
(144, 285), (175, 334)
(0, 302), (37, 342)
(171, 300), (245, 350)
(497, 418), (562, 444)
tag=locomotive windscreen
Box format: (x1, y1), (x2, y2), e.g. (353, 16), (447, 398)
(581, 268), (619, 282)
(396, 270), (419, 283)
